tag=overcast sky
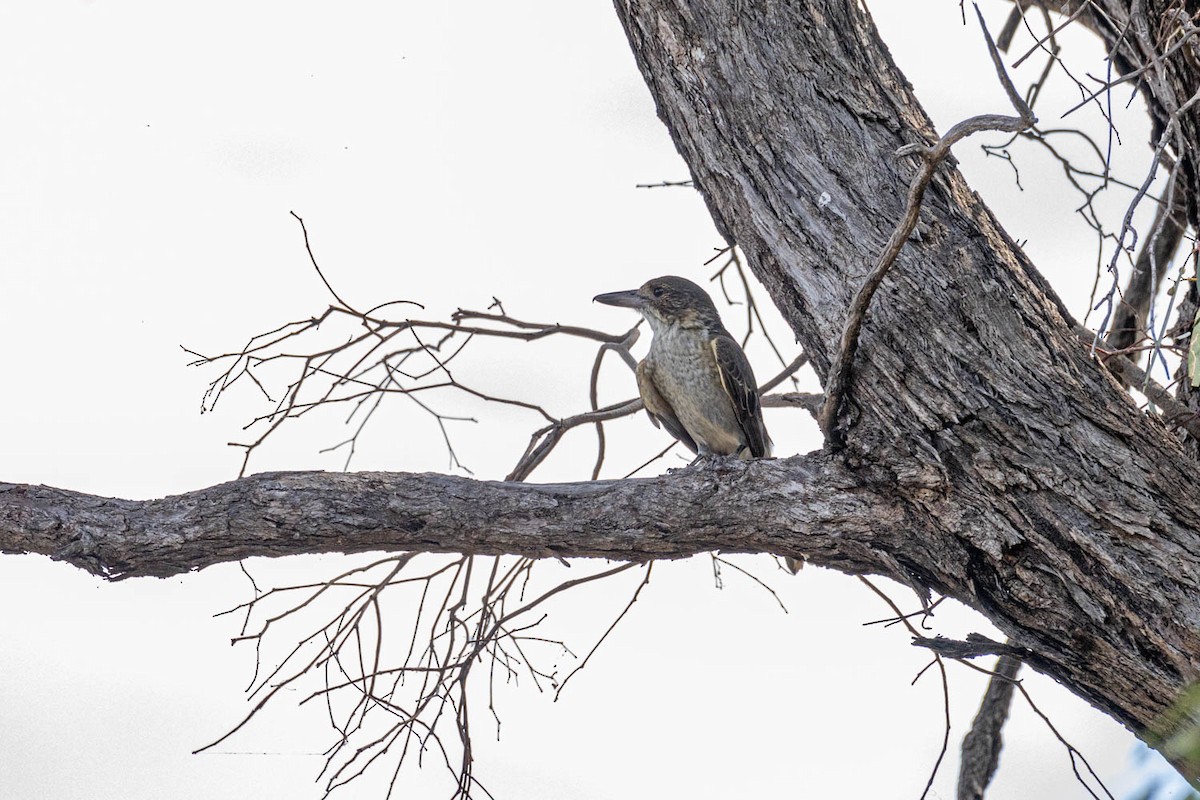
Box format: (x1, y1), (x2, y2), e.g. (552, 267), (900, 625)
(0, 2), (1177, 799)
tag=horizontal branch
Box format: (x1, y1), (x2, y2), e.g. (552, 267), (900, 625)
(0, 456), (913, 581)
(4, 445), (1199, 742)
(1074, 323), (1200, 440)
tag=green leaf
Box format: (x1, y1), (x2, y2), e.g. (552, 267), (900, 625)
(1189, 317), (1200, 388)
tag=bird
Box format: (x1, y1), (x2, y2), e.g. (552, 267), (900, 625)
(593, 275), (772, 460)
(594, 276), (800, 573)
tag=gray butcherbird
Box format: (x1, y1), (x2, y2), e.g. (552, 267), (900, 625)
(595, 276), (801, 572)
(593, 275), (772, 461)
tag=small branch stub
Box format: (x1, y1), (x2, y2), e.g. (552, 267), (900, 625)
(912, 633), (1033, 661)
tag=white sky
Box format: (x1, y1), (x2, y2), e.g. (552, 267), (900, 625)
(0, 2), (1178, 799)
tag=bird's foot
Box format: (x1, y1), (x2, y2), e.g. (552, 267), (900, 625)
(687, 452), (743, 471)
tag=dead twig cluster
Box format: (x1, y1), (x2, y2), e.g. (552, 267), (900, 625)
(187, 215), (812, 482)
(189, 214), (813, 797)
(990, 3), (1200, 414)
(862, 579), (1116, 800)
(196, 553), (650, 798)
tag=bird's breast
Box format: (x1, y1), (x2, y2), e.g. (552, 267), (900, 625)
(645, 326), (745, 455)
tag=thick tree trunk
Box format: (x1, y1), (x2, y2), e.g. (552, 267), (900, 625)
(3, 0), (1200, 778)
(611, 0), (1200, 752)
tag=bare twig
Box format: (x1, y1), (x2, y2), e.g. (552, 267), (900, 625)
(190, 214), (819, 797)
(1088, 102), (1195, 345)
(508, 351), (809, 481)
(1108, 171), (1188, 354)
(818, 5), (1036, 443)
(554, 563), (654, 699)
(1075, 324), (1200, 441)
(708, 246), (795, 371)
(635, 179), (694, 189)
(861, 580), (1115, 800)
(858, 577), (952, 800)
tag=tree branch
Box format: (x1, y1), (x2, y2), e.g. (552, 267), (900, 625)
(957, 654), (1024, 800)
(0, 456), (905, 581)
(913, 634), (1033, 661)
(1107, 169), (1188, 353)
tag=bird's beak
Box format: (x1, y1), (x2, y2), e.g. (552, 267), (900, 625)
(592, 289), (645, 309)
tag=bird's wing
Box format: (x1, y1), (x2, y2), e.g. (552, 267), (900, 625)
(636, 359), (699, 454)
(710, 334), (772, 457)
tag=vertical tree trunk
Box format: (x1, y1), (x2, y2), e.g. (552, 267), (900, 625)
(612, 0), (1200, 750)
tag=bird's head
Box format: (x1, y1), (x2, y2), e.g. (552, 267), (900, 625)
(593, 275), (722, 333)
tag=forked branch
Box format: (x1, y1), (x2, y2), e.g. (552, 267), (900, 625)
(818, 5), (1036, 442)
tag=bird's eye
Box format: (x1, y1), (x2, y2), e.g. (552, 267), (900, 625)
(652, 286), (665, 298)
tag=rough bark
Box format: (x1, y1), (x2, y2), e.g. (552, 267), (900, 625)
(3, 0), (1200, 780)
(957, 654), (1023, 800)
(0, 457), (909, 580)
(611, 0), (1200, 759)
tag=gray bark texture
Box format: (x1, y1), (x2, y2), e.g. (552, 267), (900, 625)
(611, 0), (1200, 751)
(3, 0), (1200, 778)
(957, 654), (1023, 800)
(0, 457), (902, 579)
